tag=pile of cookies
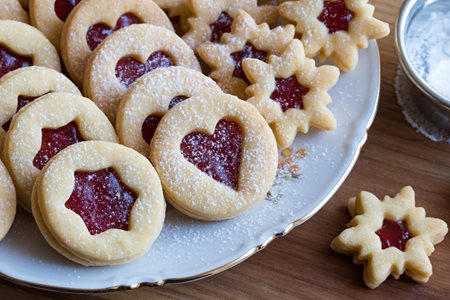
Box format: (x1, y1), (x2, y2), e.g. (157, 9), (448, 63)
(0, 0), (389, 266)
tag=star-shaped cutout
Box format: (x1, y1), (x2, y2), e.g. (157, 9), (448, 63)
(243, 39), (339, 148)
(279, 0), (390, 71)
(331, 186), (448, 289)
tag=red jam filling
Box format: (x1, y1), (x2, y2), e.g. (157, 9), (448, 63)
(376, 220), (411, 251)
(2, 95), (39, 132)
(65, 168), (137, 235)
(318, 0), (354, 34)
(180, 119), (242, 190)
(115, 52), (174, 88)
(0, 45), (33, 79)
(168, 95), (188, 109)
(32, 121), (84, 170)
(270, 76), (309, 112)
(54, 0), (81, 22)
(210, 12), (234, 43)
(86, 13), (141, 51)
(231, 43), (267, 84)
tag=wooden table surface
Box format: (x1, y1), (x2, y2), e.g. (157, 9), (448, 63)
(2, 0), (449, 299)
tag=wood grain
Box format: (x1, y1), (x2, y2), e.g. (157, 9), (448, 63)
(1, 0), (449, 298)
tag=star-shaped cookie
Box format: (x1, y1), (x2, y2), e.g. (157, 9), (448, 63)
(154, 0), (192, 33)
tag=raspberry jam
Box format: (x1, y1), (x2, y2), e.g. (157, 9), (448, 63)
(318, 0), (354, 34)
(115, 52), (174, 88)
(33, 121), (84, 170)
(231, 43), (267, 84)
(0, 45), (32, 79)
(181, 119), (242, 190)
(270, 76), (309, 112)
(168, 95), (188, 109)
(210, 12), (234, 43)
(2, 95), (39, 132)
(376, 220), (412, 251)
(54, 0), (81, 22)
(65, 168), (137, 235)
(86, 13), (141, 51)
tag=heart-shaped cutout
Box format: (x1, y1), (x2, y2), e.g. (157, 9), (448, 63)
(115, 51), (174, 88)
(54, 0), (82, 22)
(180, 119), (243, 190)
(0, 45), (32, 79)
(86, 13), (141, 51)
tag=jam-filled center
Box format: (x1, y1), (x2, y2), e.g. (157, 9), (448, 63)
(54, 0), (81, 22)
(65, 168), (137, 235)
(86, 13), (142, 51)
(180, 119), (242, 190)
(270, 76), (310, 112)
(318, 0), (354, 34)
(33, 121), (85, 170)
(115, 52), (174, 88)
(0, 45), (33, 79)
(210, 11), (234, 43)
(376, 219), (412, 251)
(2, 95), (40, 132)
(231, 43), (267, 84)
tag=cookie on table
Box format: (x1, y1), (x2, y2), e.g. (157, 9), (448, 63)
(243, 39), (339, 149)
(150, 93), (278, 221)
(2, 92), (118, 212)
(84, 24), (201, 123)
(116, 66), (223, 156)
(279, 0), (390, 71)
(32, 141), (165, 266)
(154, 0), (192, 33)
(0, 66), (81, 151)
(197, 10), (295, 99)
(0, 0), (29, 23)
(61, 0), (174, 87)
(0, 158), (16, 241)
(331, 186), (448, 289)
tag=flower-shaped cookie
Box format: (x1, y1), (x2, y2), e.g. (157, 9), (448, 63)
(331, 186), (448, 289)
(279, 0), (390, 71)
(243, 39), (339, 148)
(154, 0), (192, 33)
(183, 0), (278, 50)
(197, 10), (294, 99)
(0, 0), (29, 23)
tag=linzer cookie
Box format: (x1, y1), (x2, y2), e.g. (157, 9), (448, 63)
(116, 66), (222, 156)
(2, 93), (118, 212)
(243, 40), (339, 148)
(0, 66), (81, 151)
(197, 10), (294, 99)
(32, 141), (165, 266)
(84, 24), (201, 122)
(150, 93), (278, 221)
(279, 0), (390, 71)
(154, 0), (192, 33)
(0, 0), (29, 23)
(61, 0), (174, 86)
(331, 186), (448, 289)
(0, 158), (16, 241)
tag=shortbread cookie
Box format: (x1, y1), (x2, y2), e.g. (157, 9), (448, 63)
(0, 66), (81, 151)
(331, 186), (448, 289)
(116, 67), (222, 156)
(84, 24), (201, 123)
(61, 0), (174, 86)
(0, 158), (16, 241)
(0, 20), (60, 79)
(183, 0), (278, 50)
(150, 93), (278, 221)
(32, 141), (165, 266)
(154, 0), (191, 33)
(29, 0), (82, 51)
(197, 10), (294, 99)
(243, 40), (339, 148)
(18, 0), (28, 9)
(0, 0), (29, 23)
(3, 92), (118, 212)
(279, 0), (390, 71)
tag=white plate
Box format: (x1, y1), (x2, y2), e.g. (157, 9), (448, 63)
(0, 42), (380, 292)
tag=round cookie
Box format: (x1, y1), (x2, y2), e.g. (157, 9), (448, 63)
(2, 92), (118, 212)
(0, 20), (60, 79)
(150, 93), (278, 221)
(0, 0), (29, 23)
(116, 66), (223, 156)
(0, 158), (16, 241)
(32, 141), (166, 266)
(84, 24), (201, 123)
(0, 66), (81, 151)
(61, 0), (174, 87)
